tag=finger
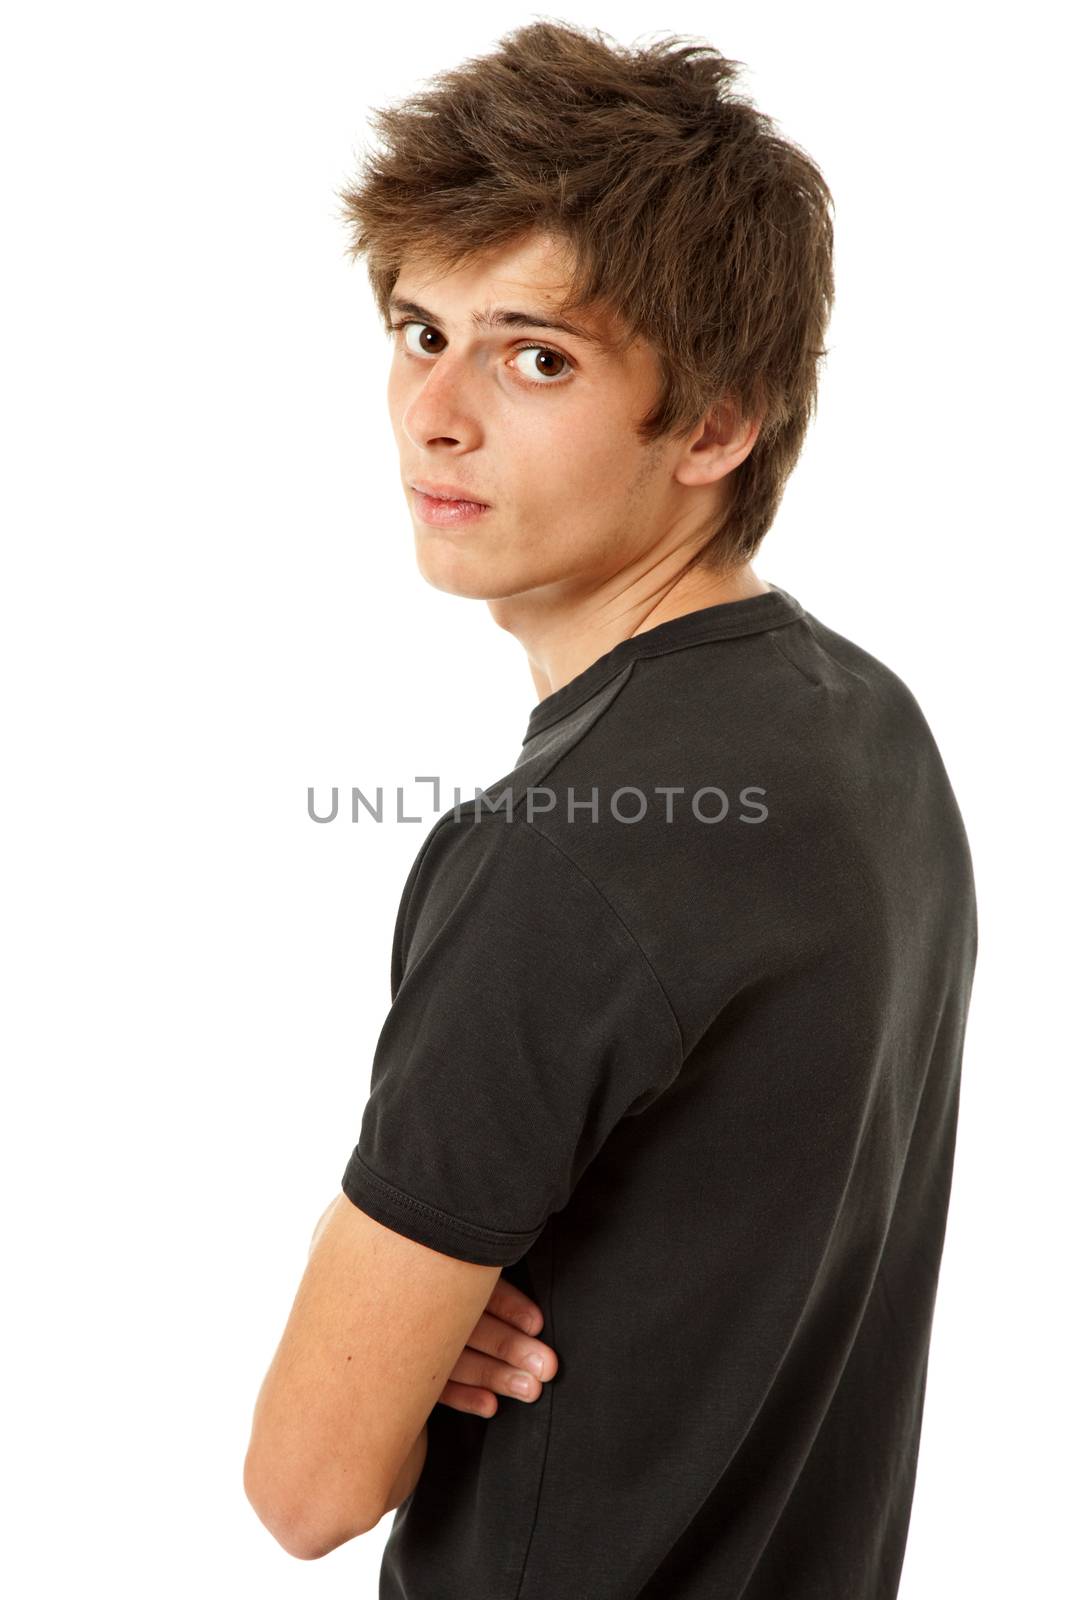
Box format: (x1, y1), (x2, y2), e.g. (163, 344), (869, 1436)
(437, 1380), (499, 1418)
(464, 1309), (559, 1383)
(485, 1279), (544, 1336)
(449, 1346), (544, 1402)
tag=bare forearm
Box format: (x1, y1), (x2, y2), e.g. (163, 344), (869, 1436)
(304, 1202), (428, 1524)
(381, 1423), (429, 1517)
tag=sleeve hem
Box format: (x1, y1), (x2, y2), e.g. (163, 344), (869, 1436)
(341, 1147), (543, 1267)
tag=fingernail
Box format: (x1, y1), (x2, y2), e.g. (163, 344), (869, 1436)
(508, 1371), (534, 1396)
(522, 1352), (545, 1378)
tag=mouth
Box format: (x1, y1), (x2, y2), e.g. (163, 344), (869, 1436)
(409, 481), (492, 528)
(410, 481), (491, 508)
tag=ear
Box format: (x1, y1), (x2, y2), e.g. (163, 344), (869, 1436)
(674, 395), (763, 489)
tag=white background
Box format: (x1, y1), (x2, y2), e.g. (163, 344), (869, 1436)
(2, 2), (1063, 1594)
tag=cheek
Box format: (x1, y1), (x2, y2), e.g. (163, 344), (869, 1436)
(386, 351), (423, 425)
(548, 431), (641, 510)
(503, 400), (621, 485)
(385, 363), (404, 426)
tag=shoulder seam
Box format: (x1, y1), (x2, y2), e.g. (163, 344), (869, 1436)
(769, 628), (824, 688)
(511, 812), (686, 1068)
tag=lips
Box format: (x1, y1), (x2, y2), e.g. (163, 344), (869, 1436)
(410, 484), (492, 528)
(411, 481), (490, 507)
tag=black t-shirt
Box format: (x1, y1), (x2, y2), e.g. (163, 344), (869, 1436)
(340, 584), (978, 1600)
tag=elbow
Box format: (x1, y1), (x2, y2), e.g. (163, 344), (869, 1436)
(243, 1447), (383, 1559)
(242, 1449), (317, 1559)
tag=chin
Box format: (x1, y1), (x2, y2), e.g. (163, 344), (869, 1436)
(412, 537), (502, 601)
(412, 531), (521, 601)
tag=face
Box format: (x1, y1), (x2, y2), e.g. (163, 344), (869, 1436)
(386, 230), (684, 608)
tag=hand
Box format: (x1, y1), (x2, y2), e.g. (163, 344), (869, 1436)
(437, 1278), (559, 1418)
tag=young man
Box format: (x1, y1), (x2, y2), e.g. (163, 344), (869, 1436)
(244, 23), (978, 1598)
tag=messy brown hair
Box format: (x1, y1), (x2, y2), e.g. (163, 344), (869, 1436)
(335, 18), (835, 571)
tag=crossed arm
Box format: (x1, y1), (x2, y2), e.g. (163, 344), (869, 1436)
(243, 1192), (556, 1559)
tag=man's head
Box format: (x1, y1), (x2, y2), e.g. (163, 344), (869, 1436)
(337, 21), (834, 600)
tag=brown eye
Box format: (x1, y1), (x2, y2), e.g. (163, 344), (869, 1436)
(513, 345), (573, 384)
(397, 321), (442, 354)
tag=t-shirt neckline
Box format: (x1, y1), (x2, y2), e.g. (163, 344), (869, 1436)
(523, 583), (805, 743)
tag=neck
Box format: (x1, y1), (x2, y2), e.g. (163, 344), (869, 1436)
(493, 560), (771, 705)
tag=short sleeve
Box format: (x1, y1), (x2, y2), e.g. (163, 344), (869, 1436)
(340, 812), (683, 1265)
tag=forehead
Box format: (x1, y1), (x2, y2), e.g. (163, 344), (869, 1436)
(395, 229), (569, 292)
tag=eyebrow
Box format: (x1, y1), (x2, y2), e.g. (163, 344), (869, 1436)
(387, 295), (607, 349)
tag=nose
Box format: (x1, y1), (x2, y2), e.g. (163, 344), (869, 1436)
(399, 349), (482, 453)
